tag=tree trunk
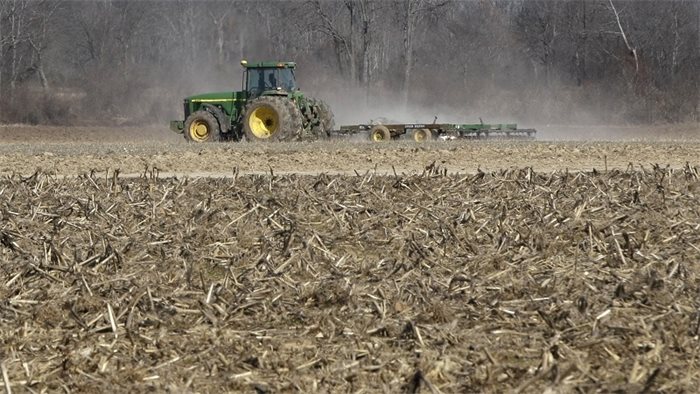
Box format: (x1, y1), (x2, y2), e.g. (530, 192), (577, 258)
(0, 3), (4, 92)
(0, 3), (4, 121)
(346, 2), (358, 84)
(216, 20), (224, 66)
(400, 0), (447, 109)
(697, 2), (700, 121)
(9, 0), (20, 104)
(209, 7), (230, 67)
(608, 0), (639, 74)
(576, 0), (587, 86)
(29, 39), (48, 89)
(357, 0), (372, 102)
(402, 1), (415, 110)
(238, 28), (244, 64)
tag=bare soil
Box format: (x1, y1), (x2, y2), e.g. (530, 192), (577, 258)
(0, 124), (698, 176)
(0, 124), (699, 392)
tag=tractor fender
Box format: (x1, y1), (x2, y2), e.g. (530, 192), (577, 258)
(201, 104), (230, 133)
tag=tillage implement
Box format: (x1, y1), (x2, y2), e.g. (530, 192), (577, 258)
(339, 120), (536, 142)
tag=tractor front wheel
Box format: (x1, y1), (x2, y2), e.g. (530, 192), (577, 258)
(243, 96), (303, 142)
(369, 125), (391, 142)
(184, 111), (220, 143)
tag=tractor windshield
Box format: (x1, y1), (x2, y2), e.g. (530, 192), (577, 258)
(246, 68), (296, 96)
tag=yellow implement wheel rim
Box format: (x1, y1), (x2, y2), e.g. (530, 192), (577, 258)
(249, 106), (279, 138)
(371, 129), (385, 141)
(188, 119), (210, 142)
(414, 129), (427, 142)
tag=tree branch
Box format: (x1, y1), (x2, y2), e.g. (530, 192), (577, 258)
(608, 0), (639, 73)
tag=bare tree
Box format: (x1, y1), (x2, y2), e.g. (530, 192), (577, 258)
(1, 0), (698, 125)
(608, 0), (638, 73)
(208, 4), (235, 67)
(6, 0), (30, 94)
(397, 0), (448, 108)
(303, 0), (380, 100)
(0, 1), (5, 94)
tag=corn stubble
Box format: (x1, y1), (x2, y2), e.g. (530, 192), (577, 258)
(1, 164), (699, 392)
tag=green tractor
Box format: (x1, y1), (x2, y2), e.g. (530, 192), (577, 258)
(170, 60), (334, 142)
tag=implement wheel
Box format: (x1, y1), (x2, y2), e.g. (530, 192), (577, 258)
(412, 128), (432, 142)
(243, 96), (302, 141)
(184, 110), (220, 142)
(369, 125), (391, 142)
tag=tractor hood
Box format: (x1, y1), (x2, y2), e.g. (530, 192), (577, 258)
(186, 91), (241, 102)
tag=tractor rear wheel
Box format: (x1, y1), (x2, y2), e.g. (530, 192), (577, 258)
(412, 128), (432, 142)
(369, 125), (391, 142)
(243, 96), (303, 142)
(184, 110), (220, 142)
(312, 99), (335, 137)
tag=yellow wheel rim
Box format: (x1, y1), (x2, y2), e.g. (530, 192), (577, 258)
(249, 106), (279, 138)
(371, 130), (385, 141)
(414, 129), (427, 142)
(188, 120), (210, 142)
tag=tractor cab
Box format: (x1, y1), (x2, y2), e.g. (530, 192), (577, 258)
(242, 60), (297, 98)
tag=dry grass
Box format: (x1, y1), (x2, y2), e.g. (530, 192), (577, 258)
(1, 164), (699, 392)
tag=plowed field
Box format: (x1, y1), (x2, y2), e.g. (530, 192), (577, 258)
(0, 124), (698, 176)
(0, 124), (699, 392)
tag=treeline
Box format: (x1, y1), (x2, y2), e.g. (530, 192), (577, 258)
(0, 0), (698, 126)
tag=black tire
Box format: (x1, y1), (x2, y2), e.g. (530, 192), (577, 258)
(369, 125), (391, 142)
(412, 128), (432, 142)
(184, 110), (220, 143)
(243, 96), (303, 142)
